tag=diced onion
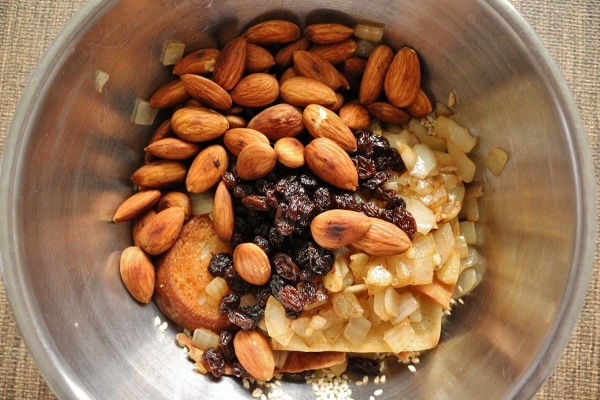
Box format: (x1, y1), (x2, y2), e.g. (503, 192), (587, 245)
(390, 292), (420, 325)
(405, 198), (437, 235)
(365, 264), (393, 287)
(131, 99), (159, 126)
(433, 116), (477, 153)
(192, 327), (220, 350)
(485, 147), (509, 176)
(161, 41), (186, 66)
(447, 141), (476, 183)
(343, 316), (372, 344)
(205, 277), (228, 301)
(459, 221), (478, 244)
(265, 296), (292, 337)
(432, 223), (455, 266)
(410, 144), (438, 179)
(95, 70), (109, 92)
(189, 190), (215, 215)
(383, 321), (416, 353)
(354, 20), (385, 42)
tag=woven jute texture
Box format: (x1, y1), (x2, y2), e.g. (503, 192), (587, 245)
(0, 0), (598, 399)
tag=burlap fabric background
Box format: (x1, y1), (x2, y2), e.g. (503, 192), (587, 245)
(0, 0), (598, 398)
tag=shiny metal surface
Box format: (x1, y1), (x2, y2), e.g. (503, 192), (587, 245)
(0, 0), (595, 399)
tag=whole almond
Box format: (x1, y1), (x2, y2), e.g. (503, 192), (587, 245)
(328, 92), (346, 113)
(148, 79), (189, 109)
(113, 190), (161, 223)
(247, 103), (305, 140)
(171, 107), (229, 142)
(119, 246), (156, 303)
(274, 137), (305, 168)
(213, 180), (235, 241)
(130, 160), (187, 189)
(310, 209), (372, 249)
(367, 101), (411, 125)
(274, 37), (311, 69)
(138, 207), (186, 255)
(293, 50), (349, 91)
(236, 142), (277, 180)
(304, 137), (358, 191)
(406, 88), (433, 118)
(233, 242), (271, 285)
(302, 104), (357, 152)
(244, 20), (301, 45)
(180, 74), (233, 110)
(144, 118), (173, 163)
(144, 137), (201, 160)
(343, 57), (367, 93)
(338, 102), (371, 130)
(304, 23), (355, 44)
(133, 209), (156, 248)
(245, 43), (276, 72)
(223, 128), (270, 156)
(310, 38), (358, 64)
(230, 73), (279, 108)
(224, 114), (248, 129)
(156, 191), (192, 218)
(213, 36), (247, 90)
(278, 66), (299, 85)
(279, 76), (337, 107)
(359, 44), (394, 105)
(173, 48), (220, 76)
(186, 144), (229, 193)
(352, 217), (412, 256)
(233, 329), (275, 381)
(384, 46), (421, 108)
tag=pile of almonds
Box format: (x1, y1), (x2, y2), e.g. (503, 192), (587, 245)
(113, 18), (438, 380)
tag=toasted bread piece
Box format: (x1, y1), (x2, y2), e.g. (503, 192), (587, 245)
(154, 214), (234, 332)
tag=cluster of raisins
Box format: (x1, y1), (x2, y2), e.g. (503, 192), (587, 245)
(208, 129), (417, 329)
(201, 330), (249, 379)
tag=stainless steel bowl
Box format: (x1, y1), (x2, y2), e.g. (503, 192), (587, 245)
(0, 0), (595, 399)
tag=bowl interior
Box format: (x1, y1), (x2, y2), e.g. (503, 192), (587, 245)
(0, 0), (594, 399)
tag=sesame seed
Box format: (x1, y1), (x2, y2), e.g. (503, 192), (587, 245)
(380, 375), (387, 383)
(243, 379), (251, 389)
(159, 321), (168, 333)
(252, 388), (263, 398)
(374, 389), (383, 396)
(408, 365), (417, 373)
(153, 316), (161, 327)
(374, 376), (380, 384)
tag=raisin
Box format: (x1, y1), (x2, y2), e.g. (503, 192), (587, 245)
(219, 330), (236, 363)
(253, 235), (271, 255)
(313, 187), (331, 213)
(208, 253), (234, 277)
(225, 273), (255, 294)
(278, 285), (304, 319)
(384, 206), (417, 240)
(229, 362), (250, 378)
(298, 280), (317, 305)
(255, 285), (272, 307)
(386, 196), (407, 210)
(202, 348), (225, 379)
(356, 130), (374, 157)
(219, 293), (240, 315)
(273, 253), (299, 282)
(270, 275), (286, 299)
(228, 305), (264, 330)
(353, 155), (377, 179)
(348, 357), (380, 376)
(295, 242), (334, 276)
(233, 184), (254, 199)
(222, 171), (238, 190)
(241, 195), (269, 211)
(299, 173), (319, 190)
(362, 170), (390, 190)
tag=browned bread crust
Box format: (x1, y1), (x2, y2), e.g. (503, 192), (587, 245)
(154, 214), (234, 331)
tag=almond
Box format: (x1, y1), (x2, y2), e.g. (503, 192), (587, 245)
(366, 101), (411, 125)
(274, 137), (305, 168)
(352, 217), (412, 256)
(130, 160), (187, 189)
(338, 102), (371, 130)
(359, 44), (394, 105)
(245, 43), (276, 72)
(278, 66), (299, 85)
(113, 190), (161, 223)
(148, 79), (189, 108)
(156, 191), (192, 218)
(233, 242), (271, 285)
(212, 36), (247, 90)
(223, 128), (270, 156)
(224, 114), (248, 129)
(186, 144), (229, 193)
(171, 107), (229, 142)
(310, 209), (372, 249)
(304, 23), (355, 44)
(173, 48), (220, 76)
(132, 209), (156, 248)
(302, 104), (357, 152)
(230, 73), (279, 108)
(144, 118), (173, 163)
(279, 76), (337, 107)
(310, 38), (358, 64)
(343, 57), (366, 94)
(247, 103), (305, 140)
(304, 137), (358, 191)
(274, 37), (311, 69)
(144, 137), (201, 160)
(235, 142), (277, 180)
(384, 46), (421, 108)
(233, 329), (275, 381)
(119, 246), (156, 303)
(292, 50), (349, 91)
(244, 20), (301, 45)
(138, 207), (186, 255)
(406, 87), (433, 118)
(180, 74), (233, 110)
(212, 180), (234, 241)
(328, 92), (346, 113)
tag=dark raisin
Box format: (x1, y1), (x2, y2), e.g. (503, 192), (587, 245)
(208, 253), (234, 277)
(348, 357), (380, 376)
(275, 203), (294, 236)
(202, 348), (225, 379)
(299, 173), (319, 190)
(268, 227), (287, 251)
(273, 253), (299, 282)
(241, 195), (269, 211)
(353, 155), (377, 180)
(384, 206), (417, 240)
(359, 201), (381, 218)
(222, 171), (238, 190)
(253, 235), (271, 255)
(356, 130), (374, 157)
(233, 184), (254, 199)
(225, 274), (255, 294)
(229, 362), (250, 378)
(219, 330), (236, 363)
(270, 275), (286, 299)
(298, 280), (317, 305)
(386, 196), (407, 210)
(255, 285), (272, 307)
(372, 187), (396, 201)
(295, 242), (335, 276)
(278, 285), (304, 319)
(218, 293), (240, 315)
(362, 170), (390, 190)
(313, 187), (331, 213)
(228, 305), (264, 330)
